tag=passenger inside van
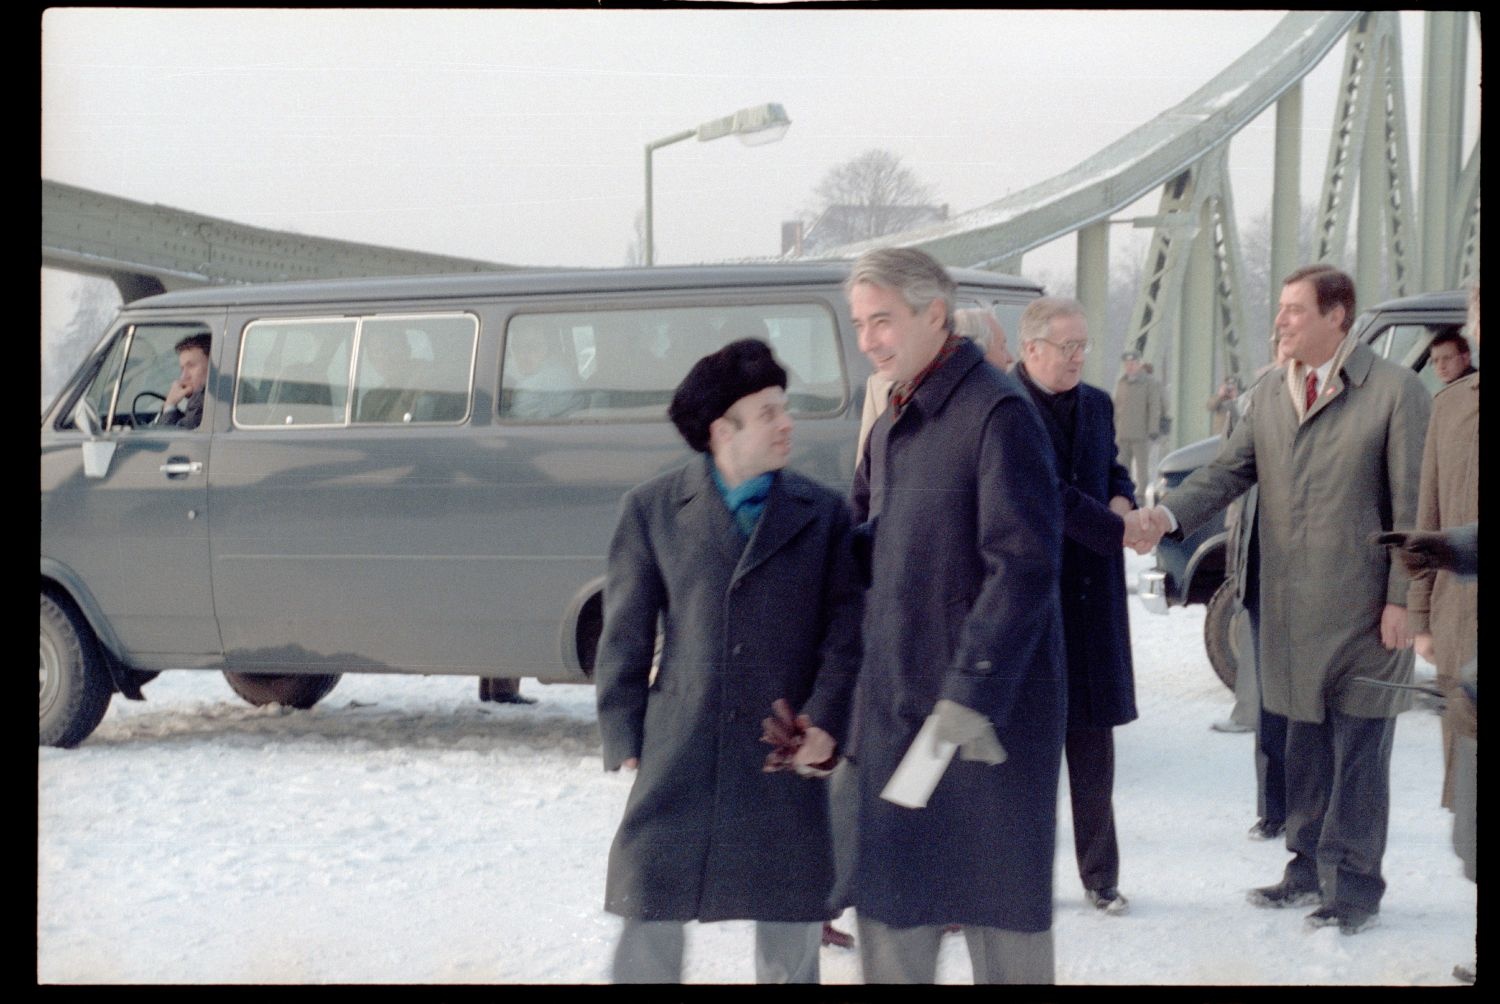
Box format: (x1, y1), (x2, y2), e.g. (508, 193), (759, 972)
(505, 320), (583, 419)
(354, 331), (423, 423)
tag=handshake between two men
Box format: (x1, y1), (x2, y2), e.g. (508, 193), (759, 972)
(1110, 495), (1173, 555)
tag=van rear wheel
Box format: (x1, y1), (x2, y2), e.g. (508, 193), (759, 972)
(40, 594), (113, 748)
(223, 672), (341, 709)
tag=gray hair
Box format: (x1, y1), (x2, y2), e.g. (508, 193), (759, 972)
(844, 248), (956, 335)
(1018, 296), (1086, 344)
(953, 308), (998, 349)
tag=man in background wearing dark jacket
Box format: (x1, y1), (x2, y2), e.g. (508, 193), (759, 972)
(1013, 296), (1148, 917)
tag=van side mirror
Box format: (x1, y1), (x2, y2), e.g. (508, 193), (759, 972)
(72, 398), (117, 478)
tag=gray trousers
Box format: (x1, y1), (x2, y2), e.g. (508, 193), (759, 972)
(612, 918), (821, 984)
(1228, 604), (1259, 729)
(856, 916), (1053, 984)
(1283, 707), (1396, 912)
(1453, 733), (1476, 882)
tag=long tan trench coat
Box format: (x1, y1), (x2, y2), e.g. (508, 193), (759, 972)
(1405, 371), (1478, 806)
(1166, 337), (1431, 723)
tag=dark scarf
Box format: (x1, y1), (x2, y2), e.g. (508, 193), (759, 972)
(889, 332), (965, 420)
(1016, 361), (1079, 458)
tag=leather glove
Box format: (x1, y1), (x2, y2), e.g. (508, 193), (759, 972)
(1375, 530), (1461, 575)
(761, 698), (837, 775)
(931, 698), (1007, 765)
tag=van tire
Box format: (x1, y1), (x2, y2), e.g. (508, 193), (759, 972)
(1204, 579), (1239, 694)
(223, 672), (341, 709)
(40, 594), (113, 748)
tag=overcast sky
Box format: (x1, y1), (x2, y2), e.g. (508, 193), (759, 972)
(40, 9), (1477, 350)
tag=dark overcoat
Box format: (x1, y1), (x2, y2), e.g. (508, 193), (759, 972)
(1166, 338), (1430, 723)
(1017, 366), (1139, 730)
(595, 457), (863, 923)
(851, 339), (1067, 932)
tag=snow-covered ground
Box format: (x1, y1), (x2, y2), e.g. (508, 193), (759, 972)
(37, 553), (1475, 984)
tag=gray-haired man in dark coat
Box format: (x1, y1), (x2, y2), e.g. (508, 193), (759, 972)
(848, 248), (1067, 983)
(595, 339), (863, 983)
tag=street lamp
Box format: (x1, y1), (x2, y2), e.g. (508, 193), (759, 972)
(644, 103), (791, 266)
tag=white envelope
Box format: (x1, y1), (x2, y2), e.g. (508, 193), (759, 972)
(879, 713), (957, 809)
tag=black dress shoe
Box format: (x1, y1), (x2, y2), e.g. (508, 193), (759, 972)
(1305, 903), (1377, 935)
(1247, 879), (1321, 908)
(1086, 887), (1129, 915)
(1247, 819), (1286, 840)
(478, 678), (537, 704)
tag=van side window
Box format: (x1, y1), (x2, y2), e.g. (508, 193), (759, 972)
(235, 319), (355, 427)
(499, 303), (844, 421)
(235, 314), (477, 428)
(352, 316), (476, 425)
(60, 322), (214, 432)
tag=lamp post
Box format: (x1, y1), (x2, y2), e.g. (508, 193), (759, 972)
(644, 103), (791, 266)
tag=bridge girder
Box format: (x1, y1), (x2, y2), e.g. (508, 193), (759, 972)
(42, 180), (519, 302)
(1112, 148), (1248, 447)
(809, 11), (1360, 271)
(803, 11), (1477, 456)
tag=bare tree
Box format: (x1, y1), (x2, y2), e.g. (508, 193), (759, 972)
(803, 149), (942, 250)
(43, 276), (120, 406)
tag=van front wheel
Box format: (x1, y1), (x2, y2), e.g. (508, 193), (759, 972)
(40, 594), (113, 748)
(223, 672), (341, 709)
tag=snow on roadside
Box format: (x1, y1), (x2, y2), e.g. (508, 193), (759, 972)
(37, 553), (1475, 984)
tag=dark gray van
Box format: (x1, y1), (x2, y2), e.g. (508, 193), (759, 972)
(41, 263), (1041, 746)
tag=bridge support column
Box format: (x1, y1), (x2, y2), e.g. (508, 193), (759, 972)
(1270, 83), (1303, 306)
(1419, 11), (1467, 293)
(1176, 208), (1217, 449)
(1356, 73), (1388, 305)
(1076, 221), (1110, 387)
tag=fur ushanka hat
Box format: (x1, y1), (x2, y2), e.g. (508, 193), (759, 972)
(668, 338), (788, 453)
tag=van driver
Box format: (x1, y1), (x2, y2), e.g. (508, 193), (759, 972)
(157, 333), (212, 430)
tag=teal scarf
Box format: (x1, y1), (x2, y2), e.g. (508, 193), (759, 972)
(710, 461), (775, 539)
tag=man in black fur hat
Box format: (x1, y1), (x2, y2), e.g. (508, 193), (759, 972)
(595, 338), (864, 983)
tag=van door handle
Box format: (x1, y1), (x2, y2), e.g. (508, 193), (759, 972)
(160, 459), (204, 478)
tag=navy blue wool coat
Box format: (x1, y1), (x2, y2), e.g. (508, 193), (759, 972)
(851, 339), (1067, 932)
(1016, 366), (1139, 730)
